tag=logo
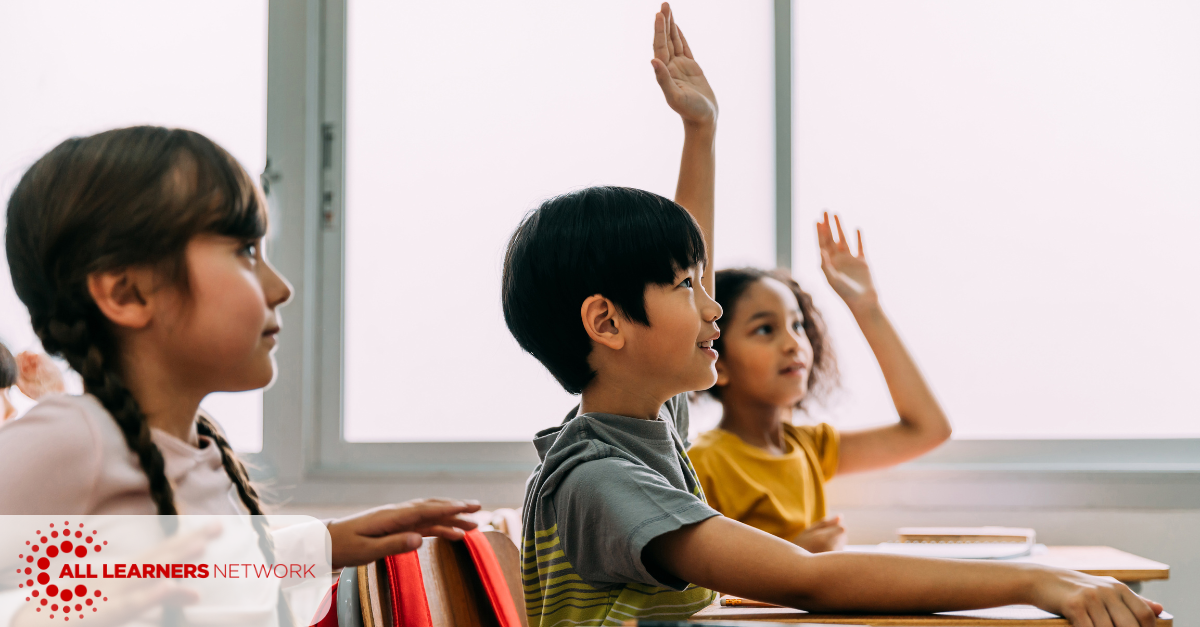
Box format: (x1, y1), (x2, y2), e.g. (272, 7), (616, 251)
(17, 521), (107, 622)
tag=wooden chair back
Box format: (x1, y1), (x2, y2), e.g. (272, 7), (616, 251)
(357, 531), (528, 627)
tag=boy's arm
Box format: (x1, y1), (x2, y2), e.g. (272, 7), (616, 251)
(816, 213), (953, 474)
(644, 516), (1162, 627)
(651, 3), (718, 295)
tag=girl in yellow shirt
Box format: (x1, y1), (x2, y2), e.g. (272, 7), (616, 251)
(688, 213), (952, 552)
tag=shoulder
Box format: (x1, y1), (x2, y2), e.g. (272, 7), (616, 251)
(0, 394), (105, 450)
(784, 421), (840, 478)
(785, 421), (839, 448)
(686, 429), (734, 462)
(0, 395), (109, 513)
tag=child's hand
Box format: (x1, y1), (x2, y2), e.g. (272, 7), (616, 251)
(651, 2), (717, 130)
(818, 212), (878, 313)
(328, 498), (482, 569)
(791, 514), (847, 553)
(1031, 568), (1163, 627)
(16, 350), (66, 400)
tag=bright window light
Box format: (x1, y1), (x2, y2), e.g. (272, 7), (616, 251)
(344, 0), (775, 441)
(0, 0), (267, 451)
(791, 1), (1200, 438)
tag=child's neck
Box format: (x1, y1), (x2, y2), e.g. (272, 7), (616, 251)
(717, 398), (792, 454)
(118, 349), (208, 444)
(579, 378), (672, 421)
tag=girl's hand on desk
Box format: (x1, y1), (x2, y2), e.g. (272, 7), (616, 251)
(791, 515), (846, 553)
(817, 212), (878, 314)
(651, 2), (718, 131)
(328, 498), (482, 569)
(1032, 568), (1164, 627)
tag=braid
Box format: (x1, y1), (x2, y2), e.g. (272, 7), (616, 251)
(37, 301), (178, 518)
(195, 415), (295, 627)
(194, 415), (274, 547)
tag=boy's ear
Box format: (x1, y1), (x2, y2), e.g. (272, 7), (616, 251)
(86, 267), (157, 330)
(580, 295), (625, 350)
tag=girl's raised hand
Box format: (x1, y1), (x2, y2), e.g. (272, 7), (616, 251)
(818, 212), (878, 312)
(16, 351), (65, 400)
(651, 2), (717, 129)
(327, 498), (482, 569)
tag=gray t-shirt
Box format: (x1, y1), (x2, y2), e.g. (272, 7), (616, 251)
(520, 394), (720, 627)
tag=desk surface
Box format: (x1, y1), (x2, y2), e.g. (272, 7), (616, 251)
(1008, 546), (1168, 581)
(689, 546), (1170, 625)
(690, 605), (1173, 626)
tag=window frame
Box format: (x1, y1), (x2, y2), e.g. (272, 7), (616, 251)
(256, 0), (1200, 508)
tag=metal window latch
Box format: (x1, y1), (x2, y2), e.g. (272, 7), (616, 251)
(261, 157), (282, 197)
(320, 123), (337, 230)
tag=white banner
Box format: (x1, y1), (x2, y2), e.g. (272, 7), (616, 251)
(0, 516), (333, 627)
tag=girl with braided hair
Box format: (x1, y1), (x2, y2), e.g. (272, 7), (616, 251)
(0, 126), (482, 622)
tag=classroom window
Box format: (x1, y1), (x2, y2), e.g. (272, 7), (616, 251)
(0, 0), (268, 451)
(790, 0), (1200, 438)
(342, 0), (775, 442)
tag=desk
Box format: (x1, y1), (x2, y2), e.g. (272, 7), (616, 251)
(1006, 546), (1168, 582)
(690, 546), (1171, 626)
(690, 604), (1173, 626)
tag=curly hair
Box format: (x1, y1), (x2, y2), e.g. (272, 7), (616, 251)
(704, 267), (838, 410)
(5, 128), (284, 602)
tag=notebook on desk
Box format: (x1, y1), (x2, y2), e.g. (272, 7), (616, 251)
(846, 527), (1039, 560)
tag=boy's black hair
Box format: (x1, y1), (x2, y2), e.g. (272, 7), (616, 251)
(0, 342), (15, 389)
(502, 186), (707, 394)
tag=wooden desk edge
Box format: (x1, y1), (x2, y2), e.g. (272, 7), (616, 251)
(1078, 569), (1170, 582)
(690, 609), (1173, 626)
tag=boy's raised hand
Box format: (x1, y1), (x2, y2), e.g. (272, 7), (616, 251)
(652, 2), (717, 129)
(818, 212), (878, 312)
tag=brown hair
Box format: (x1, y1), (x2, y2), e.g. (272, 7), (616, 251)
(5, 127), (277, 560)
(705, 267), (838, 410)
(0, 342), (16, 389)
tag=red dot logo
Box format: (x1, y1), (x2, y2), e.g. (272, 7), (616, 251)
(21, 523), (106, 621)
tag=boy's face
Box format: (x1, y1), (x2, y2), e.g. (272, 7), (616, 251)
(620, 264), (723, 397)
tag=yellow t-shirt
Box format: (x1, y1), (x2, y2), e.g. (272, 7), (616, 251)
(687, 422), (840, 541)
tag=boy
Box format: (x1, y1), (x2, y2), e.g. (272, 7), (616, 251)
(502, 4), (1162, 627)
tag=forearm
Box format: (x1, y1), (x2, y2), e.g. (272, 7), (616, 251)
(673, 122), (716, 294)
(851, 302), (950, 442)
(654, 517), (1043, 614)
(780, 552), (1038, 613)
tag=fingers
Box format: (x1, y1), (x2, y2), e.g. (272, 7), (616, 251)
(833, 214), (850, 252)
(663, 3), (676, 57)
(678, 24), (694, 59)
(369, 532), (425, 556)
(856, 229), (864, 258)
(1120, 586), (1161, 627)
(419, 525), (470, 541)
(651, 58), (681, 100)
(1104, 594), (1143, 627)
(359, 499), (482, 537)
(670, 13), (685, 61)
(1088, 601), (1117, 627)
(652, 11), (670, 65)
(816, 212), (835, 251)
(807, 514), (842, 530)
